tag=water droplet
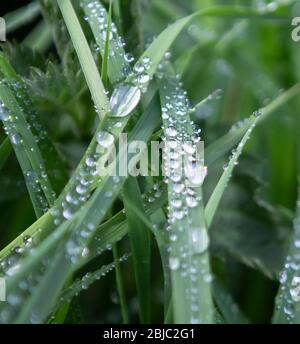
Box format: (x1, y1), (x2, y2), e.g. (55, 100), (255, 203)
(190, 227), (209, 254)
(96, 130), (114, 148)
(169, 257), (180, 271)
(290, 276), (300, 302)
(110, 84), (141, 117)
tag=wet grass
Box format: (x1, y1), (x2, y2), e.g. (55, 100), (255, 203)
(0, 0), (299, 324)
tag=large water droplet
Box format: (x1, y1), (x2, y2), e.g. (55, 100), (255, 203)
(190, 227), (209, 254)
(290, 276), (300, 302)
(96, 130), (114, 148)
(110, 84), (141, 117)
(169, 257), (180, 271)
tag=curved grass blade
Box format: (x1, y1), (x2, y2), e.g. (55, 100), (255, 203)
(205, 83), (300, 228)
(206, 84), (300, 167)
(23, 21), (52, 53)
(54, 254), (129, 314)
(112, 244), (130, 324)
(205, 116), (257, 228)
(138, 5), (287, 80)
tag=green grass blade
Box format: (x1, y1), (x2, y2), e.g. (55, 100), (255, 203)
(205, 117), (257, 228)
(158, 62), (213, 324)
(0, 85), (55, 216)
(54, 255), (129, 314)
(138, 5), (287, 80)
(123, 177), (151, 323)
(213, 280), (249, 324)
(112, 244), (130, 324)
(4, 2), (40, 34)
(1, 96), (160, 324)
(101, 0), (113, 87)
(81, 0), (130, 85)
(205, 84), (300, 227)
(0, 137), (12, 172)
(57, 0), (109, 118)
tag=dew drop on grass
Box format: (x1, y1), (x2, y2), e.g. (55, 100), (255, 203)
(11, 133), (21, 145)
(290, 276), (300, 302)
(96, 130), (114, 148)
(252, 109), (262, 118)
(109, 84), (141, 117)
(190, 227), (209, 254)
(169, 257), (180, 271)
(81, 247), (90, 258)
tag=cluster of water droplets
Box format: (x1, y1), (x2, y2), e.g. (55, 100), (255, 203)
(275, 199), (300, 323)
(158, 60), (213, 323)
(0, 231), (52, 324)
(0, 79), (56, 213)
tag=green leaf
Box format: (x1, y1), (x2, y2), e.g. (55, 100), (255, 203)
(2, 95), (160, 324)
(0, 84), (55, 217)
(4, 2), (40, 34)
(123, 177), (151, 323)
(57, 0), (109, 119)
(205, 117), (257, 228)
(158, 63), (213, 324)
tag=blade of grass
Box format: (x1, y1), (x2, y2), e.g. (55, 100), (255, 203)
(0, 52), (68, 194)
(205, 84), (300, 227)
(0, 137), (12, 172)
(112, 244), (130, 324)
(54, 254), (129, 315)
(205, 116), (258, 228)
(23, 21), (52, 52)
(206, 84), (300, 166)
(139, 5), (288, 80)
(123, 177), (151, 323)
(57, 0), (109, 119)
(4, 95), (160, 324)
(158, 62), (213, 324)
(4, 2), (40, 34)
(101, 0), (113, 88)
(0, 85), (55, 216)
